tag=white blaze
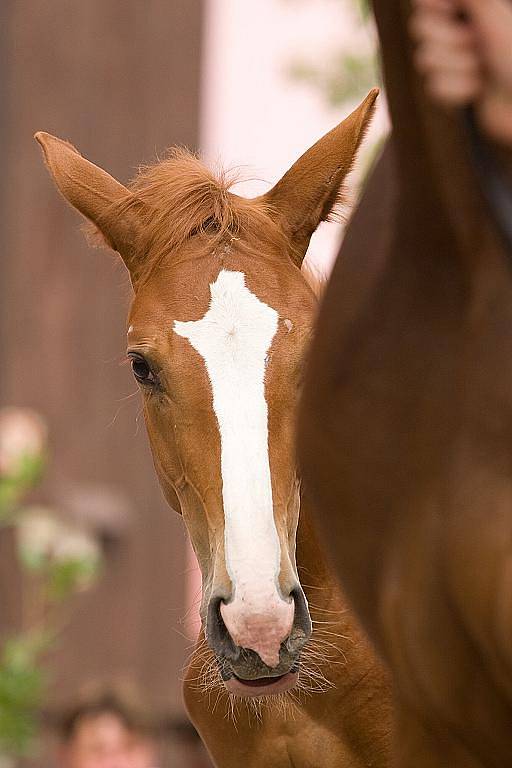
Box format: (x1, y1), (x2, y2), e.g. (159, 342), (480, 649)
(174, 269), (281, 602)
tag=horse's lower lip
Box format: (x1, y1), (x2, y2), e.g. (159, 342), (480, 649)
(224, 671), (299, 697)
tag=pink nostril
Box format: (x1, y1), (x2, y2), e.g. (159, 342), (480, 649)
(220, 594), (294, 668)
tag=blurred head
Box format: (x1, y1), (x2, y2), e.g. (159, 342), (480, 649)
(58, 693), (156, 768)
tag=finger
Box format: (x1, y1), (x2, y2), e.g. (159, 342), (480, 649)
(458, 0), (509, 16)
(410, 10), (476, 48)
(427, 70), (483, 105)
(457, 0), (512, 39)
(478, 94), (512, 144)
(415, 42), (480, 76)
(412, 0), (457, 13)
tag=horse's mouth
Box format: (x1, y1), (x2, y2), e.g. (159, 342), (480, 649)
(212, 633), (304, 697)
(219, 657), (300, 698)
(224, 670), (299, 698)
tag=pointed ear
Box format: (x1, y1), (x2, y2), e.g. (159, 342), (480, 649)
(262, 88), (379, 265)
(34, 132), (142, 276)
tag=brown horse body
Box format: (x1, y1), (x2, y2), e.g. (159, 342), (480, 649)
(37, 92), (392, 766)
(300, 2), (512, 767)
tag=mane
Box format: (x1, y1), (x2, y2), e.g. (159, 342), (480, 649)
(98, 147), (297, 284)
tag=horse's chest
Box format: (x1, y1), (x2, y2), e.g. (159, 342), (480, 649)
(252, 718), (354, 768)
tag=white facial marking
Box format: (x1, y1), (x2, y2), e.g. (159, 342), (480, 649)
(174, 270), (280, 599)
(284, 319), (293, 333)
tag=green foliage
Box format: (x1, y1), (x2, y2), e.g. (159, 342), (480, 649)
(288, 51), (377, 107)
(285, 0), (385, 191)
(0, 634), (49, 756)
(0, 408), (102, 760)
(47, 557), (100, 603)
(0, 455), (44, 523)
(355, 0), (370, 22)
(17, 511), (102, 603)
(286, 0), (380, 108)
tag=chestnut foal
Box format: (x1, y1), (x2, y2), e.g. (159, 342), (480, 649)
(36, 90), (391, 768)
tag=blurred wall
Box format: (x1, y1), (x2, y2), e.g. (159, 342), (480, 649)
(1, 0), (203, 723)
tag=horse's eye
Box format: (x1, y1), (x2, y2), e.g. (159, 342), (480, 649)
(129, 354), (156, 385)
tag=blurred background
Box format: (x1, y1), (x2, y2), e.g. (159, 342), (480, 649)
(0, 1), (385, 765)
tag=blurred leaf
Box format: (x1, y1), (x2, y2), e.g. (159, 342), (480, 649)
(288, 51), (378, 107)
(13, 455), (45, 490)
(47, 556), (101, 602)
(18, 546), (47, 573)
(0, 413), (103, 759)
(355, 0), (371, 22)
(0, 484), (20, 523)
(0, 634), (49, 756)
(285, 0), (380, 108)
(0, 455), (45, 523)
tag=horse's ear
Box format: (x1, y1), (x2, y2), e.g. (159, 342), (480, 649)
(34, 132), (142, 276)
(262, 88), (379, 265)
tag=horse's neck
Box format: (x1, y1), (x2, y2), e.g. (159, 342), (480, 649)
(296, 493), (357, 627)
(372, 0), (494, 261)
(297, 493), (340, 611)
(296, 493), (389, 702)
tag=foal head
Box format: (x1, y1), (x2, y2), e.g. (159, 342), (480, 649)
(36, 90), (376, 697)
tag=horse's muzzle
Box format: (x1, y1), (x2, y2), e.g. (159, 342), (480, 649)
(206, 587), (312, 689)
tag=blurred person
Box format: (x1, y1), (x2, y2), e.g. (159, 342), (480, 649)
(410, 0), (512, 144)
(57, 691), (158, 768)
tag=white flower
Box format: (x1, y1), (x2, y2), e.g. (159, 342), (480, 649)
(53, 528), (100, 564)
(17, 507), (101, 583)
(16, 507), (60, 563)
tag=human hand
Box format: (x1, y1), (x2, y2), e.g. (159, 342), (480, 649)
(410, 0), (512, 144)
